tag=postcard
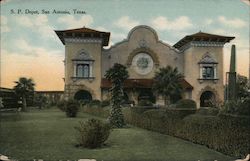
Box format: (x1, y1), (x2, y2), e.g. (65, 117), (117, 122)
(0, 0), (249, 161)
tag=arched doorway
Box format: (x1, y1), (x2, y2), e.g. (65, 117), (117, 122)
(200, 91), (215, 107)
(138, 89), (156, 103)
(74, 90), (92, 101)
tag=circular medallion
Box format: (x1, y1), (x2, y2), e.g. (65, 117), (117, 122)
(132, 53), (154, 75)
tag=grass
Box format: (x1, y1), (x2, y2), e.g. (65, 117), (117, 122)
(0, 108), (235, 161)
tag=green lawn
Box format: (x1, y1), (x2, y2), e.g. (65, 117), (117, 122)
(0, 108), (235, 161)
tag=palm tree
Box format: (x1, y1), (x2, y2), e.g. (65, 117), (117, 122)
(153, 66), (183, 106)
(105, 63), (129, 128)
(14, 77), (35, 111)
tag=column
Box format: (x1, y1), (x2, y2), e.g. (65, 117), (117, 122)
(199, 65), (203, 79)
(73, 62), (76, 77)
(89, 62), (93, 77)
(214, 65), (217, 79)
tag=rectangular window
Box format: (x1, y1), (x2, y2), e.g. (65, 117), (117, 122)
(202, 66), (214, 79)
(76, 64), (90, 78)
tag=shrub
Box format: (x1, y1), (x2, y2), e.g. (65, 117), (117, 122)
(131, 106), (156, 114)
(197, 107), (219, 116)
(101, 100), (110, 107)
(65, 100), (79, 117)
(237, 98), (250, 116)
(81, 101), (249, 157)
(166, 108), (197, 118)
(57, 100), (66, 111)
(79, 99), (90, 106)
(83, 106), (110, 118)
(176, 99), (196, 109)
(137, 100), (153, 106)
(75, 118), (111, 148)
(179, 114), (250, 157)
(221, 98), (250, 116)
(88, 99), (101, 107)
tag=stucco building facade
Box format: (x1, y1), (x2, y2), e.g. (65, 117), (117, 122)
(55, 25), (234, 108)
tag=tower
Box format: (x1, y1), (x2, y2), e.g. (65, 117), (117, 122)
(174, 32), (235, 108)
(227, 45), (237, 101)
(55, 27), (110, 101)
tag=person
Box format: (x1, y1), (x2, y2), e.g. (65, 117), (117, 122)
(0, 97), (4, 109)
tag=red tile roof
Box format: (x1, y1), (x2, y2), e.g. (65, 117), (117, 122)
(174, 31), (235, 49)
(101, 78), (193, 90)
(55, 27), (110, 46)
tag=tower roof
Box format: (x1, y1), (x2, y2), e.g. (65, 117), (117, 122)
(173, 31), (235, 49)
(55, 27), (110, 46)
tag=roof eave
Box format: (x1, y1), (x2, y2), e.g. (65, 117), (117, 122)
(55, 30), (110, 46)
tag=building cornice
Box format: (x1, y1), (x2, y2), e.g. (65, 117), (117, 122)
(64, 38), (102, 44)
(180, 41), (225, 52)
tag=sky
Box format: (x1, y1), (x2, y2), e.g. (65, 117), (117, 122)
(0, 0), (249, 91)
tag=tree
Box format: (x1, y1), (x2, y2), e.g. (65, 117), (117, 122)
(236, 74), (250, 99)
(153, 66), (183, 106)
(105, 63), (129, 128)
(14, 77), (35, 111)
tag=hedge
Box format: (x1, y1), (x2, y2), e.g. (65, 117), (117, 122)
(175, 99), (197, 109)
(82, 105), (250, 158)
(178, 114), (250, 157)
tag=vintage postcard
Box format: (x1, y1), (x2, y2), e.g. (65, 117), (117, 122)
(0, 0), (249, 161)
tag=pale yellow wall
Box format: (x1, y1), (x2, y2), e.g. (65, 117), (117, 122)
(63, 26), (226, 108)
(102, 26), (183, 78)
(64, 41), (102, 100)
(183, 46), (224, 108)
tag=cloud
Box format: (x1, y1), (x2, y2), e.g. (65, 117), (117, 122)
(114, 16), (139, 30)
(17, 15), (49, 27)
(204, 18), (213, 25)
(111, 32), (126, 40)
(150, 16), (193, 31)
(16, 15), (56, 39)
(9, 39), (60, 57)
(17, 16), (33, 27)
(57, 15), (93, 28)
(0, 0), (12, 4)
(95, 26), (108, 32)
(1, 15), (10, 33)
(241, 0), (250, 6)
(218, 16), (247, 28)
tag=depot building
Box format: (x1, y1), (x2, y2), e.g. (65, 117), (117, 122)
(55, 25), (234, 108)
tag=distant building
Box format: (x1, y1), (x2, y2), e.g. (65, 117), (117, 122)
(0, 87), (64, 108)
(0, 87), (19, 108)
(36, 91), (64, 105)
(55, 25), (234, 108)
